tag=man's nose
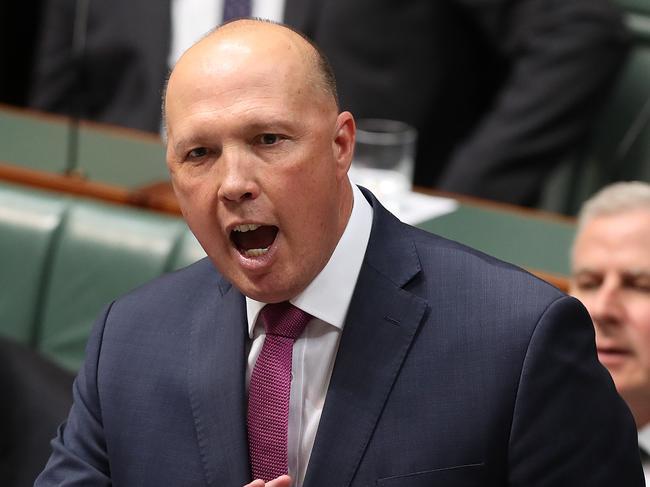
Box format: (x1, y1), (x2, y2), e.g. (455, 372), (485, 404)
(217, 147), (259, 203)
(591, 279), (624, 327)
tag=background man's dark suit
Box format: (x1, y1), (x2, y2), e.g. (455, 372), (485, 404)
(0, 338), (73, 487)
(35, 191), (643, 485)
(29, 0), (628, 205)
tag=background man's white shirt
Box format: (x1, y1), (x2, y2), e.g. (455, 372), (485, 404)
(638, 425), (650, 482)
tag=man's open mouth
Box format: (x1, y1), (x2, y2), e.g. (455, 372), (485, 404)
(230, 224), (279, 257)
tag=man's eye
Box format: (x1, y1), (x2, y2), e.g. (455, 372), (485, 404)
(576, 280), (600, 291)
(188, 147), (208, 159)
(259, 134), (281, 145)
(573, 274), (601, 291)
(624, 277), (650, 293)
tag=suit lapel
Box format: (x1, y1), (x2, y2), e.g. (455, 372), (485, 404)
(188, 273), (250, 486)
(304, 192), (428, 487)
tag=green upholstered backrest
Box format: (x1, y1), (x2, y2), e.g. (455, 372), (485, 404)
(616, 0), (650, 16)
(585, 15), (650, 183)
(76, 131), (168, 187)
(169, 229), (207, 270)
(0, 108), (168, 188)
(0, 109), (69, 173)
(34, 202), (188, 371)
(0, 184), (68, 344)
(0, 181), (208, 371)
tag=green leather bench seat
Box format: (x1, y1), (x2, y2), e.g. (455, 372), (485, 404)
(0, 182), (205, 371)
(0, 188), (68, 344)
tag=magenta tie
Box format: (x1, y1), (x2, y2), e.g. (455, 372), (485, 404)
(247, 302), (312, 482)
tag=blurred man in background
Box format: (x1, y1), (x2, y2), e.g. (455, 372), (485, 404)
(570, 181), (650, 481)
(28, 0), (629, 205)
(0, 337), (73, 487)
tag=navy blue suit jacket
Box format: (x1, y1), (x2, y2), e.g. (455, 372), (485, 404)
(36, 190), (643, 485)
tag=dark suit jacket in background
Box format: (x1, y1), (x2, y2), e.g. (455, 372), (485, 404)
(29, 0), (629, 205)
(0, 338), (73, 487)
(35, 190), (643, 486)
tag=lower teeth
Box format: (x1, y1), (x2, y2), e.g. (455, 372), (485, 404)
(244, 248), (269, 257)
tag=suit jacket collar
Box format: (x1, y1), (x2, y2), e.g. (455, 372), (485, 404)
(357, 187), (423, 289)
(188, 272), (250, 487)
(303, 188), (429, 487)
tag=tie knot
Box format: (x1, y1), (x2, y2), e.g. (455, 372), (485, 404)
(260, 302), (311, 340)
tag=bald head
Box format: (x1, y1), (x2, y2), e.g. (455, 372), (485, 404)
(163, 19), (338, 128)
(216, 20), (337, 104)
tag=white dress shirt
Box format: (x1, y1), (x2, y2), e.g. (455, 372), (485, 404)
(246, 184), (373, 486)
(168, 0), (286, 67)
(638, 424), (650, 482)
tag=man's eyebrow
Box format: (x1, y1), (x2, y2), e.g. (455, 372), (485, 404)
(171, 129), (217, 149)
(245, 118), (297, 133)
(571, 268), (597, 276)
(172, 137), (194, 154)
(622, 270), (650, 280)
(571, 268), (650, 281)
(169, 116), (301, 153)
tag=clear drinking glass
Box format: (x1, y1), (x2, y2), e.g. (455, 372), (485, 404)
(349, 118), (417, 212)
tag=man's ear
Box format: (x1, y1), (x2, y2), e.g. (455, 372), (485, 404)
(333, 111), (355, 179)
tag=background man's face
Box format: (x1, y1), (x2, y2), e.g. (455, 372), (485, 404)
(165, 33), (352, 303)
(570, 209), (650, 405)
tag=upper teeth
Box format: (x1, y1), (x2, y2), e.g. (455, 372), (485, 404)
(234, 224), (261, 232)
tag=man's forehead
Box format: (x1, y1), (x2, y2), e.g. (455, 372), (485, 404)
(175, 46), (292, 87)
(573, 211), (650, 266)
(168, 27), (312, 103)
(166, 64), (314, 130)
(582, 210), (650, 240)
(182, 21), (309, 72)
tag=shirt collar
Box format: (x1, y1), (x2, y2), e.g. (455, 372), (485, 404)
(246, 183), (373, 337)
(639, 423), (650, 453)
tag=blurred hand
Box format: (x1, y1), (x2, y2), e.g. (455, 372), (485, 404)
(244, 474), (292, 487)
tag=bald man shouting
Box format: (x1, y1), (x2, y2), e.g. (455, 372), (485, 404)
(36, 20), (642, 487)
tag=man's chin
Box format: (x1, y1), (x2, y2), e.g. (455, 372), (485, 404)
(238, 284), (294, 304)
(230, 272), (297, 303)
(597, 349), (633, 370)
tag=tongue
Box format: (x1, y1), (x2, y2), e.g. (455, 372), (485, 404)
(233, 226), (278, 251)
